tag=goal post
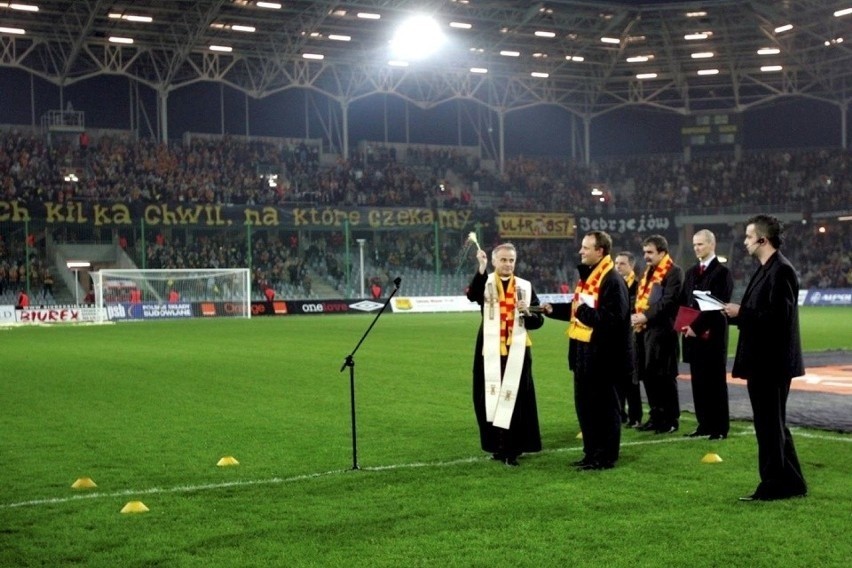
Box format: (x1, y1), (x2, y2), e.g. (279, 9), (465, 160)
(92, 268), (251, 322)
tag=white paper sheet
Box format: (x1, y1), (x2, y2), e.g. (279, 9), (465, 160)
(693, 290), (726, 311)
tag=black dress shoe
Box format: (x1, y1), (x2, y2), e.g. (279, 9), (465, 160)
(625, 420), (641, 429)
(685, 430), (708, 438)
(572, 458), (591, 467)
(577, 461), (615, 471)
(709, 433), (728, 440)
(491, 453), (505, 462)
(636, 421), (658, 431)
(503, 456), (520, 467)
(655, 423), (679, 434)
(738, 493), (759, 502)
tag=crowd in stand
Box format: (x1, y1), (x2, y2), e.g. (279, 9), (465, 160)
(2, 128), (850, 300)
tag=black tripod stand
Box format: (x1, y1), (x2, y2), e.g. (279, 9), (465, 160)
(339, 276), (401, 470)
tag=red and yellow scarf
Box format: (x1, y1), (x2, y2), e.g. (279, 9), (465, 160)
(567, 255), (614, 342)
(634, 253), (673, 331)
(494, 276), (532, 355)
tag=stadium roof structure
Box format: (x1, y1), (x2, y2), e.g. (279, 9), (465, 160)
(1, 0), (851, 156)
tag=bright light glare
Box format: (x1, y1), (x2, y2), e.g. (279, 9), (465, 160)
(10, 3), (39, 11)
(109, 36), (134, 44)
(0, 26), (26, 34)
(390, 16), (445, 61)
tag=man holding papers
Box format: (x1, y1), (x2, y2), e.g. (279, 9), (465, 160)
(544, 231), (632, 470)
(724, 215), (807, 502)
(678, 229), (734, 440)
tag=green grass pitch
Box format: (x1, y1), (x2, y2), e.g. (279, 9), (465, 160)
(1, 307), (850, 566)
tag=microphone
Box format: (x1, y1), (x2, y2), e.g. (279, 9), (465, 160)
(393, 276), (402, 288)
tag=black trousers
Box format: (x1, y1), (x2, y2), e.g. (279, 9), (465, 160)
(574, 373), (622, 463)
(689, 359), (729, 436)
(616, 377), (643, 424)
(747, 377), (807, 497)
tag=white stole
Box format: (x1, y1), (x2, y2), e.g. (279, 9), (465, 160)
(482, 274), (531, 430)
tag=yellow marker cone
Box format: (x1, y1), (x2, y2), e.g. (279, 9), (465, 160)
(701, 452), (723, 463)
(120, 501), (149, 514)
(575, 432), (583, 439)
(71, 477), (97, 489)
(217, 456), (239, 466)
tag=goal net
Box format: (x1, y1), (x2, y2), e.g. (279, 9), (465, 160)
(92, 268), (251, 322)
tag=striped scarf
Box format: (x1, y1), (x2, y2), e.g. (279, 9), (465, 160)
(634, 253), (673, 331)
(495, 276), (516, 356)
(567, 255), (614, 342)
(625, 272), (635, 289)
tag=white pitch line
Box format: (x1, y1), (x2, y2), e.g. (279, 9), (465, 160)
(1, 429), (848, 510)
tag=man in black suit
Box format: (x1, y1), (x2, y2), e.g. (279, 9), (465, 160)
(679, 229), (734, 440)
(724, 215), (807, 502)
(544, 231), (632, 470)
(614, 251), (643, 428)
(631, 235), (684, 434)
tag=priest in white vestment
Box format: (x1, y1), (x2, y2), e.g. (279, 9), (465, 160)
(466, 243), (543, 466)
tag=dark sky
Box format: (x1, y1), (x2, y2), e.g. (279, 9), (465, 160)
(0, 67), (847, 157)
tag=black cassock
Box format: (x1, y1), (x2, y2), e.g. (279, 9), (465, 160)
(466, 271), (543, 457)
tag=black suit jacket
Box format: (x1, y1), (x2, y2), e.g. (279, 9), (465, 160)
(680, 257), (734, 363)
(637, 262), (683, 377)
(731, 251), (805, 382)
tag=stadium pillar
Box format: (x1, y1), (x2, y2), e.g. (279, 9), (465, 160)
(341, 100), (350, 160)
(497, 110), (505, 174)
(158, 89), (169, 143)
(357, 239), (366, 298)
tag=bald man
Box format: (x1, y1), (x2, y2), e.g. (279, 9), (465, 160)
(679, 229), (733, 440)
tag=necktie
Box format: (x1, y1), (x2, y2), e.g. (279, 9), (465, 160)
(698, 264), (705, 275)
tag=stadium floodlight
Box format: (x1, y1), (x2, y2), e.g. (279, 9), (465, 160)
(390, 15), (444, 61)
(8, 3), (39, 11)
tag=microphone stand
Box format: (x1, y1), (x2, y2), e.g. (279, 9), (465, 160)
(339, 276), (402, 470)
